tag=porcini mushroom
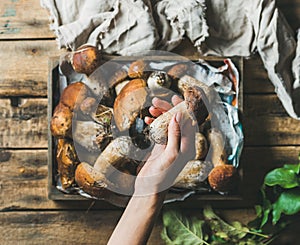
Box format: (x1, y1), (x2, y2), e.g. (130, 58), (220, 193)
(71, 44), (102, 76)
(60, 81), (89, 111)
(207, 128), (238, 192)
(50, 102), (73, 138)
(167, 63), (188, 80)
(75, 136), (143, 197)
(113, 79), (150, 132)
(56, 138), (79, 189)
(128, 59), (147, 78)
(173, 160), (214, 189)
(72, 119), (113, 152)
(149, 86), (209, 145)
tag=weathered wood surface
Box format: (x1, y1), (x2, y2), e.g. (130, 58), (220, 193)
(0, 98), (48, 148)
(0, 210), (165, 245)
(0, 0), (300, 243)
(0, 41), (61, 97)
(0, 0), (55, 39)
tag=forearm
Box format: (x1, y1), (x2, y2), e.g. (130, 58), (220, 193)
(107, 191), (167, 245)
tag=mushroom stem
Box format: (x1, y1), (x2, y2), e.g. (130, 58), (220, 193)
(93, 136), (135, 175)
(173, 160), (214, 189)
(149, 101), (192, 144)
(149, 86), (209, 145)
(207, 128), (227, 166)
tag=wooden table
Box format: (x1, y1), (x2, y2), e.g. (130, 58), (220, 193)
(1, 0), (299, 244)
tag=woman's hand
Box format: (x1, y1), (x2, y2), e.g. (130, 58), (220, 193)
(134, 95), (196, 196)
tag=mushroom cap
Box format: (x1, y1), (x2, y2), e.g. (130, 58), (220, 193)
(167, 63), (188, 79)
(72, 45), (102, 76)
(128, 59), (147, 78)
(60, 82), (89, 111)
(208, 164), (238, 192)
(80, 97), (97, 115)
(113, 79), (149, 131)
(147, 71), (171, 91)
(75, 162), (115, 198)
(50, 103), (73, 138)
(184, 86), (209, 126)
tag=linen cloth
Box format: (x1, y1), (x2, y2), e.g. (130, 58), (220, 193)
(41, 0), (300, 119)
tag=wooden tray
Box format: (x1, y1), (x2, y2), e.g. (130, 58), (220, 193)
(48, 55), (247, 208)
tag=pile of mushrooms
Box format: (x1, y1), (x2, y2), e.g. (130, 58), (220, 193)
(50, 45), (239, 199)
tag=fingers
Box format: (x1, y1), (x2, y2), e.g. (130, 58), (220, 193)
(165, 113), (181, 159)
(171, 95), (183, 106)
(180, 118), (196, 158)
(152, 97), (172, 112)
(144, 116), (154, 125)
(148, 106), (163, 117)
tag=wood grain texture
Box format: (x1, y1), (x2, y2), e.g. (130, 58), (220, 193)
(0, 210), (164, 245)
(0, 98), (48, 148)
(1, 147), (299, 210)
(0, 40), (61, 97)
(0, 0), (55, 39)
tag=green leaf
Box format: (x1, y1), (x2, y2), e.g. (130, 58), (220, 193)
(283, 163), (300, 174)
(203, 206), (248, 241)
(161, 209), (208, 245)
(272, 188), (300, 224)
(264, 168), (299, 189)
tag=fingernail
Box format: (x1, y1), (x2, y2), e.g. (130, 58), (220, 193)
(175, 112), (182, 123)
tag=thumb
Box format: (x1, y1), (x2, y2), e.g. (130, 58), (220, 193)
(165, 112), (182, 157)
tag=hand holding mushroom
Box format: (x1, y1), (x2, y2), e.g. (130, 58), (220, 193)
(135, 96), (196, 195)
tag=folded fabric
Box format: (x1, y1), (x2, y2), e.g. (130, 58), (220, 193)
(41, 0), (158, 55)
(41, 0), (300, 120)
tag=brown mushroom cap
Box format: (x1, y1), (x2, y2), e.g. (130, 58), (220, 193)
(208, 164), (238, 192)
(80, 97), (97, 115)
(75, 162), (116, 198)
(167, 63), (188, 79)
(50, 103), (73, 138)
(184, 86), (209, 126)
(72, 45), (102, 76)
(60, 82), (89, 111)
(113, 79), (149, 131)
(128, 59), (147, 78)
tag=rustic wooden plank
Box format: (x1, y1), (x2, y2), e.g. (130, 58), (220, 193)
(0, 98), (48, 148)
(243, 95), (300, 146)
(243, 56), (275, 94)
(0, 40), (61, 97)
(0, 210), (164, 245)
(0, 0), (55, 39)
(277, 0), (300, 32)
(1, 147), (299, 210)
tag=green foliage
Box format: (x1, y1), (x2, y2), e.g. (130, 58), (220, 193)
(161, 209), (208, 245)
(161, 155), (300, 245)
(161, 207), (269, 245)
(257, 162), (300, 226)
